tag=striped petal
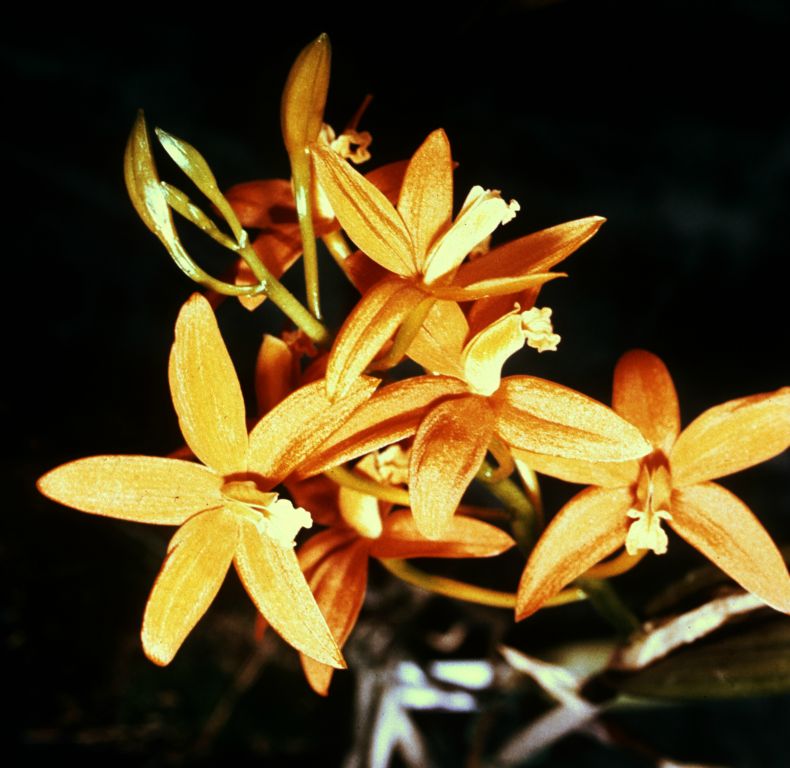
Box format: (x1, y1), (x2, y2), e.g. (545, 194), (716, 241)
(247, 376), (378, 484)
(234, 520), (344, 668)
(312, 143), (416, 276)
(397, 129), (453, 266)
(405, 299), (467, 377)
(325, 276), (426, 399)
(297, 376), (467, 477)
(300, 535), (370, 695)
(369, 510), (514, 559)
(494, 376), (651, 461)
(364, 160), (409, 207)
(255, 334), (295, 415)
(37, 455), (223, 525)
(671, 483), (790, 613)
(671, 387), (790, 487)
(613, 350), (680, 455)
(142, 507), (238, 665)
(169, 293), (248, 475)
(511, 449), (639, 488)
(410, 396), (496, 539)
(467, 288), (541, 338)
(430, 271), (563, 302)
(453, 216), (605, 286)
(224, 179), (297, 229)
(516, 487), (632, 620)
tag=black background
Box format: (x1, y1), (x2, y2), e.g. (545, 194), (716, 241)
(6, 1), (790, 765)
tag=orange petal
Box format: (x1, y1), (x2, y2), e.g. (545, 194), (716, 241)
(298, 527), (357, 575)
(511, 449), (639, 488)
(454, 216), (605, 286)
(247, 376), (378, 484)
(224, 179), (297, 229)
(467, 288), (540, 338)
(297, 376), (467, 478)
(430, 271), (563, 301)
(311, 143), (416, 276)
(325, 276), (425, 399)
(516, 486), (632, 620)
(255, 335), (294, 415)
(671, 483), (790, 613)
(461, 310), (529, 396)
(37, 455), (223, 525)
(285, 475), (342, 528)
(493, 376), (651, 461)
(410, 396), (495, 539)
(142, 507), (238, 665)
(234, 519), (345, 668)
(343, 250), (389, 293)
(300, 536), (370, 695)
(612, 350), (680, 455)
(365, 160), (409, 207)
(406, 299), (467, 377)
(670, 387), (790, 486)
(369, 509), (514, 559)
(338, 485), (383, 538)
(169, 294), (248, 475)
(397, 129), (453, 267)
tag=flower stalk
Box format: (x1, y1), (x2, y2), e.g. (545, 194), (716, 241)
(379, 558), (586, 610)
(476, 458), (540, 555)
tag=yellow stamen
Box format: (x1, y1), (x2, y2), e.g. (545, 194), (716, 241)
(625, 508), (672, 555)
(520, 307), (560, 353)
(359, 444), (410, 486)
(222, 482), (312, 547)
(624, 460), (673, 555)
(264, 498), (313, 547)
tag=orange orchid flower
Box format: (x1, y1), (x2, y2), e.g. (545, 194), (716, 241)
(311, 128), (605, 398)
(37, 293), (377, 666)
(298, 311), (651, 540)
(516, 349), (790, 619)
(287, 448), (515, 695)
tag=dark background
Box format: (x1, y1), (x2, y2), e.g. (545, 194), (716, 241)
(6, 1), (790, 765)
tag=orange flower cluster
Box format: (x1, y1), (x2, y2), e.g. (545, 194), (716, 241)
(37, 34), (790, 696)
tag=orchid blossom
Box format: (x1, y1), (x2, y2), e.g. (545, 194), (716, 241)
(515, 349), (790, 619)
(299, 309), (651, 540)
(312, 128), (605, 399)
(37, 294), (376, 666)
(284, 447), (514, 695)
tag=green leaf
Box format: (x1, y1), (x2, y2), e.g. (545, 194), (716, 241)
(606, 617), (790, 700)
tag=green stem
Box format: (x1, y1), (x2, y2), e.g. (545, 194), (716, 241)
(476, 458), (539, 556)
(379, 558), (586, 610)
(368, 297), (435, 372)
(575, 578), (642, 638)
(237, 241), (329, 346)
(291, 152), (322, 321)
(324, 466), (410, 506)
